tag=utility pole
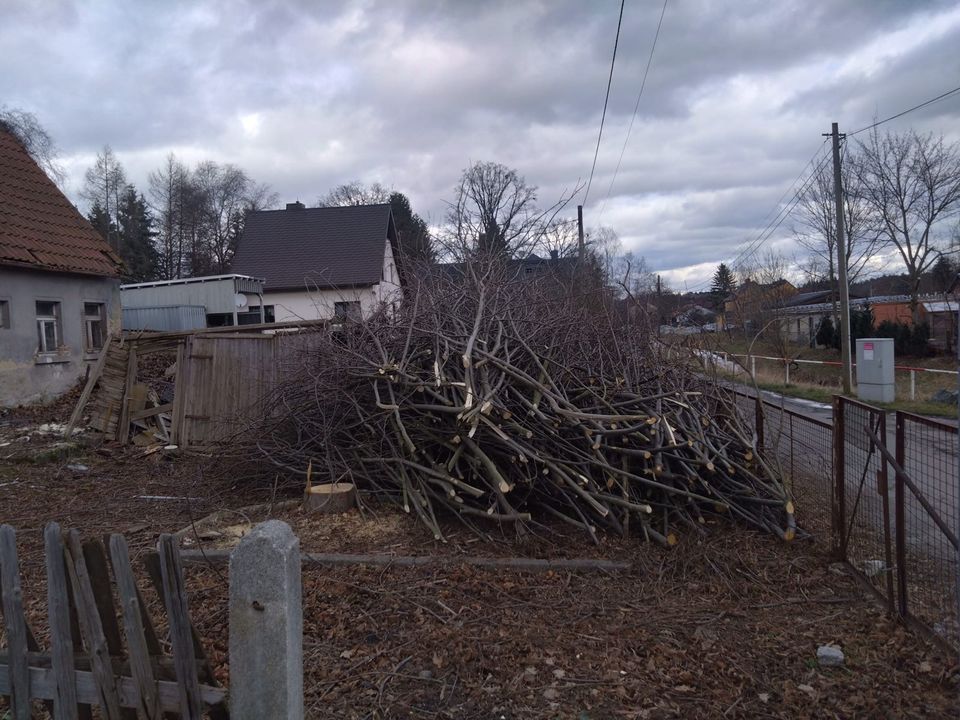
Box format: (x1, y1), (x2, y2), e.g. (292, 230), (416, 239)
(656, 274), (662, 338)
(825, 122), (853, 395)
(577, 205), (585, 265)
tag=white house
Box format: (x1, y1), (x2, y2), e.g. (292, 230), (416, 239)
(231, 202), (402, 322)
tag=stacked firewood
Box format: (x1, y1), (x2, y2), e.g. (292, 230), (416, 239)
(252, 261), (795, 544)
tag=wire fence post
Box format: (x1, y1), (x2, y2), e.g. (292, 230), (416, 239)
(894, 412), (908, 618)
(832, 395), (846, 560)
(754, 395), (764, 451)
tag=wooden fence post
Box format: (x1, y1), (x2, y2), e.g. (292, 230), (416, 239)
(229, 521), (303, 720)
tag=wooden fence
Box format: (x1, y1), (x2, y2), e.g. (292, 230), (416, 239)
(0, 524), (227, 719)
(66, 322), (327, 449)
(0, 521), (304, 719)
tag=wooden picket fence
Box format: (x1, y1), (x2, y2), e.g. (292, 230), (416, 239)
(0, 524), (228, 719)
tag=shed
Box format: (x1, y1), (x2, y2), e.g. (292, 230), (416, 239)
(120, 274), (266, 329)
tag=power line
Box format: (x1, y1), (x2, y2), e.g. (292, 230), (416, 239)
(597, 0), (669, 223)
(847, 84), (960, 137)
(583, 0), (626, 207)
(684, 142), (831, 293)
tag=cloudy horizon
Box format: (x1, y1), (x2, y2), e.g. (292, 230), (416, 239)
(3, 0), (959, 291)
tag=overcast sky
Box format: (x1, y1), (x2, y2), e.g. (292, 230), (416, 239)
(3, 0), (960, 290)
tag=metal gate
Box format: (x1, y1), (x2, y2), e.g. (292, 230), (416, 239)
(835, 397), (959, 648)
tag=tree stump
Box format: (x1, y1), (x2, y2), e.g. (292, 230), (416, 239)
(303, 483), (356, 514)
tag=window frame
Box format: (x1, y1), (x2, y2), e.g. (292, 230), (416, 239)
(0, 298), (10, 330)
(83, 301), (107, 353)
(333, 301), (362, 322)
(36, 299), (63, 354)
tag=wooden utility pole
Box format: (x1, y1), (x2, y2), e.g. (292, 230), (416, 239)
(656, 274), (662, 338)
(825, 122), (853, 395)
(577, 205), (585, 264)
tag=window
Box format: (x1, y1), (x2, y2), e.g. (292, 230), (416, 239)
(0, 300), (9, 329)
(205, 313), (236, 327)
(83, 302), (106, 352)
(238, 305), (275, 325)
(36, 300), (62, 353)
(334, 301), (362, 322)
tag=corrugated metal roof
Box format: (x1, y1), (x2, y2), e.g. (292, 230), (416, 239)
(0, 129), (123, 277)
(922, 301), (957, 313)
(232, 204), (395, 291)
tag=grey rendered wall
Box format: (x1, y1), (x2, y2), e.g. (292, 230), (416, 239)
(0, 266), (120, 407)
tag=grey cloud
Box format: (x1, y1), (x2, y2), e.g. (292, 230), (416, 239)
(2, 0), (959, 289)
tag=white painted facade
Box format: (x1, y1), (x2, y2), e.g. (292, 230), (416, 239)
(262, 238), (402, 322)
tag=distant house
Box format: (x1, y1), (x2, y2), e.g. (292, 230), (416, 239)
(231, 202), (402, 322)
(672, 303), (716, 328)
(718, 278), (797, 332)
(435, 251), (576, 285)
(0, 129), (124, 407)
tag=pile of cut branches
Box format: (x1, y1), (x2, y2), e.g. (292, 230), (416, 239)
(250, 260), (794, 544)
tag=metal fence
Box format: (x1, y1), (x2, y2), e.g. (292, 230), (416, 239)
(894, 412), (958, 643)
(729, 388), (958, 651)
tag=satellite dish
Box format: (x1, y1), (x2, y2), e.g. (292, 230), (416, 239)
(234, 293), (248, 309)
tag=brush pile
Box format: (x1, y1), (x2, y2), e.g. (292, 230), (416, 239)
(252, 261), (795, 544)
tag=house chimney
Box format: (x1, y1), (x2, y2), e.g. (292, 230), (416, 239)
(550, 249), (559, 261)
(286, 201), (305, 211)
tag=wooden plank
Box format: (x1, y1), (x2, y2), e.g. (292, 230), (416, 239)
(109, 535), (162, 720)
(44, 524), (79, 720)
(169, 340), (186, 446)
(156, 535), (203, 720)
(0, 525), (30, 720)
(116, 346), (138, 443)
(80, 540), (126, 656)
(178, 548), (634, 571)
(124, 317), (327, 341)
(81, 539), (138, 720)
(141, 554), (228, 720)
(61, 552), (95, 720)
(0, 665), (226, 712)
(65, 334), (114, 436)
(64, 530), (124, 719)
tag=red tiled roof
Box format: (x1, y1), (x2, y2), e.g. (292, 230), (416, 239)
(0, 129), (122, 277)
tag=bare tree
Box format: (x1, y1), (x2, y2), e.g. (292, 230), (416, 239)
(149, 153), (192, 279)
(0, 106), (65, 185)
(81, 146), (127, 251)
(193, 161), (252, 273)
(794, 150), (880, 288)
(857, 129), (960, 321)
(442, 161), (577, 260)
(318, 181), (390, 207)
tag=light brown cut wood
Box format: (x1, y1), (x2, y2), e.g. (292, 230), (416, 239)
(304, 482), (356, 514)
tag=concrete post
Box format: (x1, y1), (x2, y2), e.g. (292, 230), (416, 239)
(229, 520), (303, 720)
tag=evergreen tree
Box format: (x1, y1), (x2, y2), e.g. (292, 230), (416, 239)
(389, 191), (434, 266)
(710, 263), (735, 303)
(116, 185), (160, 282)
(87, 201), (114, 244)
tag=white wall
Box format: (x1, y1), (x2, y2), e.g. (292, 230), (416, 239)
(264, 239), (403, 322)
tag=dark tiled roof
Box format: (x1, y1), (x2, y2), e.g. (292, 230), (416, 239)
(435, 254), (577, 283)
(232, 203), (396, 291)
(0, 129), (122, 277)
(782, 289), (866, 308)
